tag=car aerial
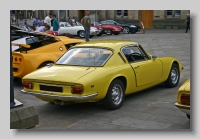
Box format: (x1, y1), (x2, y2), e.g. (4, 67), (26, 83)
(100, 20), (141, 34)
(175, 78), (190, 119)
(21, 40), (183, 110)
(92, 22), (123, 36)
(12, 30), (85, 79)
(51, 21), (99, 38)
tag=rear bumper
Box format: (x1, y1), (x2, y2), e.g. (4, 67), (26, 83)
(21, 89), (98, 101)
(175, 102), (190, 115)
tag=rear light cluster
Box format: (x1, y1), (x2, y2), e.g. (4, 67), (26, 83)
(22, 81), (33, 89)
(14, 57), (22, 62)
(180, 94), (190, 105)
(71, 86), (84, 94)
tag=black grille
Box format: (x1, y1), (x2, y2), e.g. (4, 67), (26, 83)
(13, 68), (18, 72)
(40, 84), (63, 92)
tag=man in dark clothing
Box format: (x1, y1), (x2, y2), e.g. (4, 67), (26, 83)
(185, 14), (190, 33)
(81, 11), (91, 42)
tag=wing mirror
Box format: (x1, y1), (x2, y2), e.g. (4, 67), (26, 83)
(152, 55), (157, 60)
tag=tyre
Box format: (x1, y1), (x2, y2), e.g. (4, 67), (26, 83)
(164, 63), (180, 88)
(105, 29), (112, 35)
(186, 114), (190, 119)
(89, 35), (94, 38)
(103, 79), (125, 110)
(97, 33), (102, 36)
(78, 30), (85, 38)
(123, 27), (130, 34)
(38, 62), (53, 69)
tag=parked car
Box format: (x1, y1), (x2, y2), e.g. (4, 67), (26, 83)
(175, 79), (190, 119)
(100, 20), (141, 34)
(92, 22), (123, 36)
(12, 30), (85, 79)
(51, 22), (99, 38)
(21, 40), (183, 110)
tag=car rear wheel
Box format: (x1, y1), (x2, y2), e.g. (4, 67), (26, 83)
(186, 114), (190, 119)
(103, 79), (125, 110)
(78, 30), (85, 38)
(123, 27), (130, 34)
(164, 63), (180, 88)
(105, 29), (112, 35)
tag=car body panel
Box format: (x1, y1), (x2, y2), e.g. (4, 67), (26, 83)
(21, 40), (183, 104)
(175, 79), (190, 116)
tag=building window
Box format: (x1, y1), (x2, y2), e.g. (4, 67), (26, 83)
(166, 10), (181, 17)
(124, 10), (128, 16)
(116, 10), (122, 16)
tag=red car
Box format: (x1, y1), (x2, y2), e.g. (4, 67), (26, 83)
(92, 22), (123, 36)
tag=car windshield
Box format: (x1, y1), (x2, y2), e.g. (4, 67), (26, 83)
(56, 48), (113, 66)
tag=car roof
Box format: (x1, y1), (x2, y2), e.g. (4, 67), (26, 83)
(73, 40), (139, 50)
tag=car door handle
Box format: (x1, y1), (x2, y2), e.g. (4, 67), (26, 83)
(133, 66), (139, 68)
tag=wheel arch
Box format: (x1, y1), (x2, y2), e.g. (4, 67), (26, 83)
(109, 76), (127, 92)
(38, 61), (54, 69)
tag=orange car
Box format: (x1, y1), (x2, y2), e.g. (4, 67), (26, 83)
(12, 30), (85, 79)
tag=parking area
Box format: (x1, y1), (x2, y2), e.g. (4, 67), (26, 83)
(14, 29), (190, 130)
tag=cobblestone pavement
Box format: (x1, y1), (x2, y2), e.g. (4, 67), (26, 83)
(14, 29), (191, 130)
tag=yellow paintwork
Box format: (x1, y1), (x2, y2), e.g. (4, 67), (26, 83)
(22, 40), (183, 103)
(175, 79), (190, 112)
(12, 35), (85, 78)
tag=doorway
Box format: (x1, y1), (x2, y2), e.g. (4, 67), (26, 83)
(141, 10), (153, 28)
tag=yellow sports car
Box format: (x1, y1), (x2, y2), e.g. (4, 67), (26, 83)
(21, 40), (183, 110)
(175, 79), (190, 119)
(12, 30), (85, 79)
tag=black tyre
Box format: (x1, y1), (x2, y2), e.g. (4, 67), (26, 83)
(123, 27), (130, 34)
(78, 30), (85, 38)
(103, 79), (125, 110)
(164, 63), (180, 88)
(186, 114), (190, 119)
(105, 29), (112, 35)
(97, 33), (103, 36)
(89, 35), (94, 38)
(38, 62), (53, 69)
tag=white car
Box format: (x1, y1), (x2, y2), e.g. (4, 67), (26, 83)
(51, 22), (100, 38)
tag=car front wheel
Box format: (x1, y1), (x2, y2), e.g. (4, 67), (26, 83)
(105, 29), (112, 35)
(103, 79), (125, 110)
(164, 63), (180, 88)
(186, 114), (190, 119)
(78, 30), (85, 38)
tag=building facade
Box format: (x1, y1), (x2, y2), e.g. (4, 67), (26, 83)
(20, 10), (190, 29)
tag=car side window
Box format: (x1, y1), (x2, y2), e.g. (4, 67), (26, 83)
(60, 24), (64, 27)
(121, 45), (146, 62)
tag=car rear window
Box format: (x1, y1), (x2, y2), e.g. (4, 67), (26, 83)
(56, 48), (113, 66)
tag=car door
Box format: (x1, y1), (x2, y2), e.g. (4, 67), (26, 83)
(121, 45), (163, 87)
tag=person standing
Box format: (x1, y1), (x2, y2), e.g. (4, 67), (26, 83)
(33, 17), (38, 27)
(81, 11), (91, 42)
(185, 14), (190, 33)
(52, 15), (59, 31)
(44, 13), (52, 27)
(24, 19), (28, 27)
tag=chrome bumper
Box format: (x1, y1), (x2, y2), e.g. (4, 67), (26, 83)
(21, 89), (98, 101)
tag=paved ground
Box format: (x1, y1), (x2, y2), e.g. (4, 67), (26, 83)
(13, 29), (191, 130)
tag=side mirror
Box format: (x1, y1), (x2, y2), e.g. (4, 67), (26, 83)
(152, 55), (157, 60)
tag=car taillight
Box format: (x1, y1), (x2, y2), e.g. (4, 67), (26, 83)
(71, 86), (84, 94)
(22, 81), (33, 89)
(19, 58), (22, 62)
(180, 94), (190, 105)
(14, 57), (18, 62)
